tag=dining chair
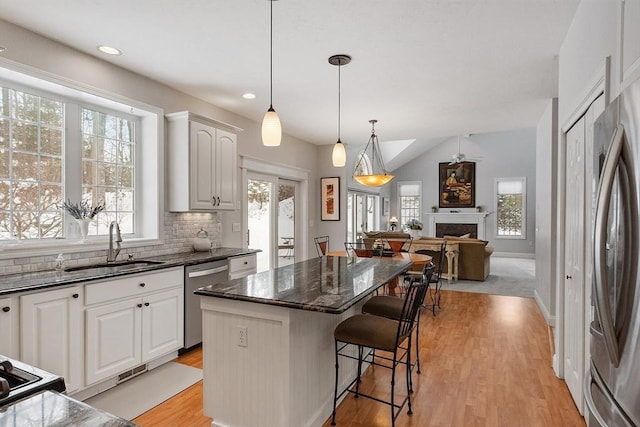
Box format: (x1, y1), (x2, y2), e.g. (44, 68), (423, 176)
(404, 240), (447, 314)
(331, 268), (432, 426)
(344, 242), (374, 258)
(384, 236), (412, 253)
(314, 236), (330, 256)
(362, 263), (435, 378)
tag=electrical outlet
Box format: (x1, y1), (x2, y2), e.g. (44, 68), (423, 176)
(237, 326), (248, 347)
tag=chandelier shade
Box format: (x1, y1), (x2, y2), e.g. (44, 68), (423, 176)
(352, 119), (394, 187)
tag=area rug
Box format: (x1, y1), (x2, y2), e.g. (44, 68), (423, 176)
(439, 256), (536, 298)
(85, 362), (202, 420)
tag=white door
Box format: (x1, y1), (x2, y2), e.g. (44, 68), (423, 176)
(86, 298), (141, 385)
(564, 116), (586, 413)
(20, 286), (84, 393)
(142, 288), (184, 362)
(190, 121), (216, 209)
(215, 129), (237, 210)
(0, 297), (19, 359)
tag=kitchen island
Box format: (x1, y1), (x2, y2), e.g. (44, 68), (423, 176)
(195, 255), (412, 427)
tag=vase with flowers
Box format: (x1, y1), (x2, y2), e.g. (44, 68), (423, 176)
(61, 199), (105, 242)
(405, 218), (423, 239)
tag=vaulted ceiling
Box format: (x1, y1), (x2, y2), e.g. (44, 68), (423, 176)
(0, 0), (579, 163)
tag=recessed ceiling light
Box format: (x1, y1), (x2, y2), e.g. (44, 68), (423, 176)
(97, 45), (122, 56)
(242, 93), (256, 100)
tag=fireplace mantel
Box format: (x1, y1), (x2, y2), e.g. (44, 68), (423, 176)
(425, 212), (491, 240)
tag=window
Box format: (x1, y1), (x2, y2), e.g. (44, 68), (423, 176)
(495, 177), (526, 238)
(81, 108), (136, 235)
(1, 87), (64, 240)
(398, 181), (421, 228)
(0, 67), (160, 251)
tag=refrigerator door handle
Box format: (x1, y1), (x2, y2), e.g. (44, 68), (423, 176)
(584, 369), (609, 427)
(593, 125), (624, 367)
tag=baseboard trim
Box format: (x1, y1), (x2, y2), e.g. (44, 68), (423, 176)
(492, 252), (535, 259)
(534, 289), (555, 327)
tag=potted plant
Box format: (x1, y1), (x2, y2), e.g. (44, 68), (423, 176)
(61, 199), (105, 242)
(405, 219), (424, 239)
(431, 206), (438, 213)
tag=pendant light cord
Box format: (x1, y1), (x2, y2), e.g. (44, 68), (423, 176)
(269, 0), (273, 108)
(337, 62), (341, 141)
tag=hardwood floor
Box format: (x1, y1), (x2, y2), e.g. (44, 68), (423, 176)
(133, 291), (585, 427)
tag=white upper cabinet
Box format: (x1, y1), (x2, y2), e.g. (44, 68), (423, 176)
(617, 0), (640, 93)
(167, 111), (241, 211)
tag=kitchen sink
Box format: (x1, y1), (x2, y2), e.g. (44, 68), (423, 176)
(64, 259), (166, 272)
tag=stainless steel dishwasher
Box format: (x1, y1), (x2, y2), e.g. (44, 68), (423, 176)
(184, 260), (229, 350)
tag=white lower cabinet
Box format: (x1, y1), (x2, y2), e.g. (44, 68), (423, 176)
(0, 296), (19, 359)
(85, 268), (183, 386)
(20, 286), (84, 394)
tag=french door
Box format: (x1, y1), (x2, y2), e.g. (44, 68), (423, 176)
(247, 172), (299, 272)
(347, 191), (379, 243)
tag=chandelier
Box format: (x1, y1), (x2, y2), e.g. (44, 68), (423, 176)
(353, 120), (394, 187)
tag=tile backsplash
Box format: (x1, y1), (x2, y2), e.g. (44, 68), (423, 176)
(0, 212), (221, 275)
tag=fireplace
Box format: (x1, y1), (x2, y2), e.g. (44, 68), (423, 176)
(425, 212), (490, 240)
(435, 223), (478, 238)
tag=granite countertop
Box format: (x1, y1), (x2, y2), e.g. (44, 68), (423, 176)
(195, 256), (412, 314)
(0, 247), (259, 296)
(0, 390), (136, 427)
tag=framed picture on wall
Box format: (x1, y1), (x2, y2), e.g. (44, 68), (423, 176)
(439, 161), (475, 208)
(382, 197), (390, 216)
(321, 177), (340, 221)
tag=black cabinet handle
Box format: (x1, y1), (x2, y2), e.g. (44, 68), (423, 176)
(137, 303), (143, 308)
(72, 293), (79, 299)
(244, 261), (248, 265)
(2, 307), (10, 313)
(566, 275), (572, 279)
(144, 302), (150, 307)
(139, 283), (146, 287)
(217, 196), (221, 206)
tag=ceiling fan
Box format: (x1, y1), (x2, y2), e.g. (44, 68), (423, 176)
(449, 135), (483, 165)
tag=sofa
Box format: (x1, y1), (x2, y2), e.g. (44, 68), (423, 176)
(363, 231), (493, 281)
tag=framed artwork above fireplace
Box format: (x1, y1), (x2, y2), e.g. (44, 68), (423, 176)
(439, 161), (475, 208)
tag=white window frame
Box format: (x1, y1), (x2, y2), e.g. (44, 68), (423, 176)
(397, 181), (422, 229)
(0, 63), (163, 259)
(494, 177), (526, 239)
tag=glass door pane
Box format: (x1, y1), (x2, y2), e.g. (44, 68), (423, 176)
(277, 180), (296, 267)
(248, 176), (275, 273)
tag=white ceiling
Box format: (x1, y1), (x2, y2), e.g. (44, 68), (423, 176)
(0, 0), (579, 160)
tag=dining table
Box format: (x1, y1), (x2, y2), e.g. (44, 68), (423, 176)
(326, 250), (432, 296)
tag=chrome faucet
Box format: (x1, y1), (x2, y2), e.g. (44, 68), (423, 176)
(107, 221), (122, 263)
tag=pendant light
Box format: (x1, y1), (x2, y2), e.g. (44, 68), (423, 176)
(353, 120), (394, 187)
(328, 54), (350, 167)
(262, 0), (282, 146)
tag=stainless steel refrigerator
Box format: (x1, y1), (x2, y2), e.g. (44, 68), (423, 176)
(586, 77), (640, 427)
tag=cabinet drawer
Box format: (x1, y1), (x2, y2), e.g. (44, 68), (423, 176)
(85, 267), (183, 306)
(228, 254), (256, 274)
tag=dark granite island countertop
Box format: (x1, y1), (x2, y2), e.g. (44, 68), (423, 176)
(0, 390), (136, 426)
(195, 255), (413, 314)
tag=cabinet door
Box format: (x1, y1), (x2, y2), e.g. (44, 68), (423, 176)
(20, 286), (83, 393)
(85, 298), (142, 385)
(141, 288), (184, 362)
(215, 129), (237, 210)
(190, 121), (217, 210)
(0, 297), (19, 359)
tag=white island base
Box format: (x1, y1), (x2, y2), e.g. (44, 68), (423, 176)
(201, 296), (363, 427)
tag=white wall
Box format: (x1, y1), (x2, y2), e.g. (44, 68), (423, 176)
(391, 129), (537, 255)
(558, 1), (617, 127)
(0, 18), (324, 262)
(535, 99), (558, 324)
